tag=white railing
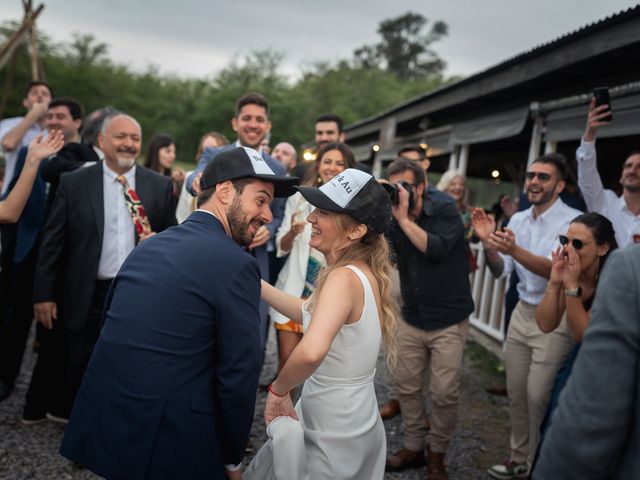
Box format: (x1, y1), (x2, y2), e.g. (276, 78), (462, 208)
(469, 242), (507, 342)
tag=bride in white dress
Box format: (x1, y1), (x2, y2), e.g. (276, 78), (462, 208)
(247, 169), (398, 479)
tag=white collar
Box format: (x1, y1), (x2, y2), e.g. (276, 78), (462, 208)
(103, 161), (136, 182)
(195, 209), (220, 221)
(525, 197), (563, 222)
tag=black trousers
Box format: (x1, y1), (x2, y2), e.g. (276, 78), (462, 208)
(23, 321), (72, 417)
(66, 279), (112, 404)
(0, 244), (37, 389)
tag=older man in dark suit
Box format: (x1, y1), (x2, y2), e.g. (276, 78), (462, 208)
(60, 147), (297, 479)
(33, 112), (176, 405)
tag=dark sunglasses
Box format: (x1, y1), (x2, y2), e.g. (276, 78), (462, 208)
(526, 171), (552, 182)
(558, 235), (583, 250)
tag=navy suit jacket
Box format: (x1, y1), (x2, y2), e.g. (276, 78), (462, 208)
(187, 144), (286, 348)
(60, 211), (263, 479)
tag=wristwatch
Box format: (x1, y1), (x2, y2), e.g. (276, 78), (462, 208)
(565, 286), (582, 297)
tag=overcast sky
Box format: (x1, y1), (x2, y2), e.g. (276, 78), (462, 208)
(1, 1), (638, 80)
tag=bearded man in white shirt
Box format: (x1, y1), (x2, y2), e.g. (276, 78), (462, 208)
(576, 96), (640, 247)
(472, 153), (582, 479)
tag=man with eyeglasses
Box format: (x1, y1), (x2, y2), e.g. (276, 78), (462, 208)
(471, 153), (582, 479)
(577, 97), (640, 247)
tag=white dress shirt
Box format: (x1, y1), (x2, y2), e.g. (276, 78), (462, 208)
(501, 198), (582, 305)
(576, 138), (640, 247)
(0, 117), (45, 195)
(97, 163), (136, 279)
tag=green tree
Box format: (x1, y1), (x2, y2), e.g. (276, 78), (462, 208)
(1, 13), (455, 167)
(353, 12), (448, 80)
(64, 33), (109, 67)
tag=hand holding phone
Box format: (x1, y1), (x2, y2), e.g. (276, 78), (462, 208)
(593, 87), (613, 122)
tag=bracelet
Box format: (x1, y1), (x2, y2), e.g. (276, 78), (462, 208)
(267, 383), (288, 397)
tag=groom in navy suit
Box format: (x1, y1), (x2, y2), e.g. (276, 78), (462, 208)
(186, 92), (286, 351)
(60, 147), (298, 479)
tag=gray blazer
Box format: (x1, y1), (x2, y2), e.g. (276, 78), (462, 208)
(533, 244), (640, 480)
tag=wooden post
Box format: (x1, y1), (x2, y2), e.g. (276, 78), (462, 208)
(30, 21), (40, 80)
(374, 117), (396, 178)
(0, 3), (44, 72)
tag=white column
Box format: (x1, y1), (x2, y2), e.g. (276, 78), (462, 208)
(448, 145), (459, 170)
(527, 114), (544, 169)
(544, 141), (557, 154)
(458, 144), (469, 175)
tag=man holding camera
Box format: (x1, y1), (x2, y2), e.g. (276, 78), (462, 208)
(384, 159), (474, 479)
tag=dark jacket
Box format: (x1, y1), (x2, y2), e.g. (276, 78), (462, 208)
(389, 193), (474, 331)
(33, 161), (176, 331)
(59, 212), (262, 479)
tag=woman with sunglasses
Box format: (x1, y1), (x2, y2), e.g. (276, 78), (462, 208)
(536, 212), (617, 340)
(533, 212), (617, 460)
(247, 169), (397, 479)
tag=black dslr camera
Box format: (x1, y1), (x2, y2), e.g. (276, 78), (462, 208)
(382, 181), (415, 212)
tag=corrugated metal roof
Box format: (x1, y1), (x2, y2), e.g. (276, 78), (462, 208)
(346, 4), (640, 132)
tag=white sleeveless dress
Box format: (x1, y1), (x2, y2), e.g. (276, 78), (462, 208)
(246, 265), (386, 480)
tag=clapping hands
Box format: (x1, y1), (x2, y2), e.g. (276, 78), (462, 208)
(549, 244), (582, 289)
(288, 213), (306, 237)
(26, 130), (65, 166)
(471, 208), (517, 254)
(471, 208), (496, 241)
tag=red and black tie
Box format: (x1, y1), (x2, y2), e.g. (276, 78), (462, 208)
(116, 175), (152, 237)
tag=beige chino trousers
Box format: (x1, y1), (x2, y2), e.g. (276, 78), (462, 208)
(505, 300), (574, 465)
(395, 318), (469, 453)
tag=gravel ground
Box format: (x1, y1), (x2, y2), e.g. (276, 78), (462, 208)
(0, 325), (509, 480)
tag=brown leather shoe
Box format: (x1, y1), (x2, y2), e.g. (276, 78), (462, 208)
(426, 446), (448, 480)
(386, 448), (426, 472)
(486, 383), (508, 396)
(379, 399), (401, 419)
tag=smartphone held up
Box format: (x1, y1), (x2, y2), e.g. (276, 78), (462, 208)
(593, 86), (613, 122)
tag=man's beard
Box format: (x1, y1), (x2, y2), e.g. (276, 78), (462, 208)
(621, 175), (640, 192)
(527, 185), (555, 206)
(227, 196), (261, 247)
(116, 155), (136, 169)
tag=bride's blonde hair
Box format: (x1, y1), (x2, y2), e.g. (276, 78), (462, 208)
(307, 212), (399, 368)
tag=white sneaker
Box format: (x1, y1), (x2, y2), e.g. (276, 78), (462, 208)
(46, 412), (69, 425)
(487, 460), (529, 479)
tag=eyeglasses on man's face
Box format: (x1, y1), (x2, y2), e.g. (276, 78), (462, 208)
(525, 171), (552, 182)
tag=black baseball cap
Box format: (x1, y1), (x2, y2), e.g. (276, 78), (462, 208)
(296, 168), (391, 233)
(200, 147), (298, 197)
